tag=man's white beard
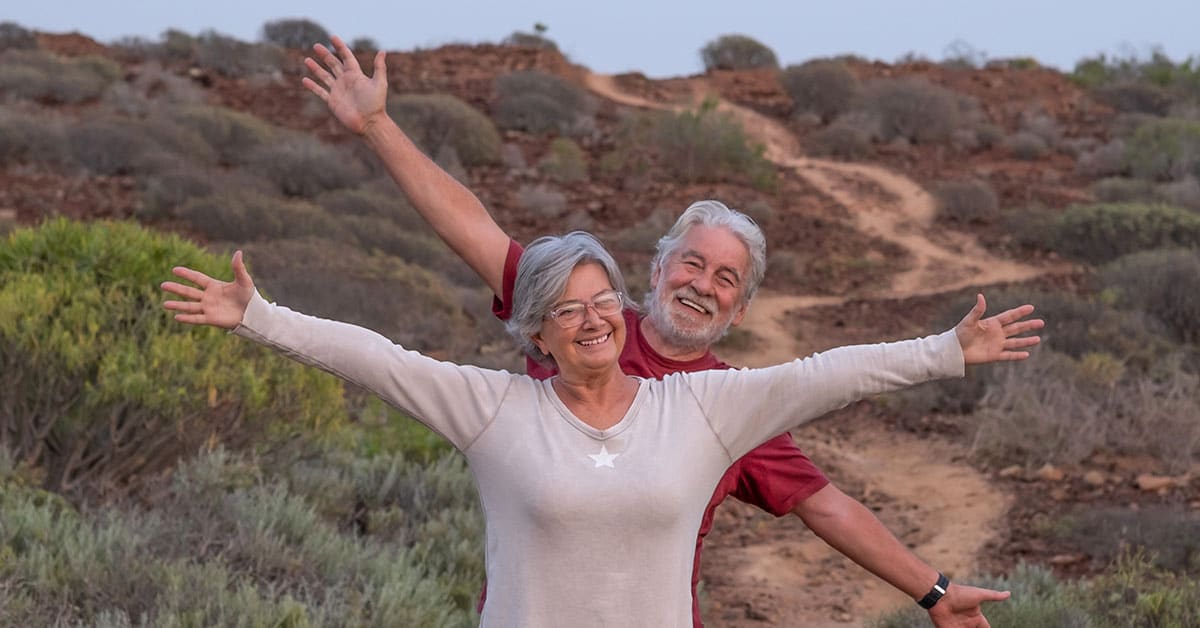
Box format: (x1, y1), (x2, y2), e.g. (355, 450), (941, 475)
(644, 287), (729, 353)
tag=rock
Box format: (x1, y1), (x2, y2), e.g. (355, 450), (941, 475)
(1083, 470), (1107, 486)
(834, 611), (853, 623)
(1037, 464), (1065, 482)
(1049, 553), (1087, 566)
(998, 465), (1024, 479)
(1136, 474), (1175, 492)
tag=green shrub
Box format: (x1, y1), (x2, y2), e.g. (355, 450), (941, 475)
(246, 134), (367, 198)
(1101, 248), (1200, 343)
(611, 100), (776, 190)
(0, 21), (37, 50)
(388, 93), (500, 166)
(493, 70), (595, 136)
(1052, 202), (1200, 264)
(538, 137), (588, 182)
(700, 34), (778, 70)
(857, 78), (960, 144)
(0, 220), (344, 496)
(502, 24), (558, 51)
(171, 104), (279, 166)
(1125, 117), (1200, 181)
(1077, 550), (1200, 626)
(935, 179), (1000, 224)
(260, 18), (330, 49)
(779, 60), (860, 122)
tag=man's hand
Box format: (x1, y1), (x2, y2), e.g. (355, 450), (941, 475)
(928, 582), (1011, 628)
(954, 294), (1044, 365)
(302, 34), (389, 136)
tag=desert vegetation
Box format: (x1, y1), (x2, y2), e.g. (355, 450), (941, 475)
(0, 17), (1197, 626)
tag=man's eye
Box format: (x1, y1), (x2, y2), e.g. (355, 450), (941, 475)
(684, 260), (702, 269)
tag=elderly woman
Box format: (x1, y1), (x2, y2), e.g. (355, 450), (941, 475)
(161, 232), (1038, 627)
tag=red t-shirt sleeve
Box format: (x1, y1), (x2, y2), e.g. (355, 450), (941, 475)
(728, 433), (830, 516)
(490, 239), (525, 322)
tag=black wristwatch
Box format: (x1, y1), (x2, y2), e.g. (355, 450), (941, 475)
(917, 572), (950, 609)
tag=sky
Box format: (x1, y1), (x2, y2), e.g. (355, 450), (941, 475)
(6, 0), (1197, 78)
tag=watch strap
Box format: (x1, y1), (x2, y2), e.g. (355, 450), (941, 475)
(917, 572), (950, 609)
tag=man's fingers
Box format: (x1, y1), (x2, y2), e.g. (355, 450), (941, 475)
(373, 50), (387, 79)
(303, 57), (336, 87)
(331, 34), (361, 71)
(300, 77), (330, 102)
(312, 42), (342, 75)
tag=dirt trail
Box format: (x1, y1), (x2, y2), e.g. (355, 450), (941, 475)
(583, 72), (1037, 625)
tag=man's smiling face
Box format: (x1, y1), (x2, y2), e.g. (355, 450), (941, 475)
(645, 224), (750, 352)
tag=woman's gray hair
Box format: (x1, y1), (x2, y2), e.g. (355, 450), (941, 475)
(650, 200), (767, 303)
(506, 231), (630, 366)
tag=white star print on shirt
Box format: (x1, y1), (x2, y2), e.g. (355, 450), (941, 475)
(588, 445), (619, 468)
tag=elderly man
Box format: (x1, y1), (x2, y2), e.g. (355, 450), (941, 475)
(303, 35), (1027, 627)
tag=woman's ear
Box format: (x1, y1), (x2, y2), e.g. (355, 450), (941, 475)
(530, 331), (549, 357)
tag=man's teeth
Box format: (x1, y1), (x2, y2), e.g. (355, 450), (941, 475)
(579, 333), (610, 346)
(679, 298), (710, 314)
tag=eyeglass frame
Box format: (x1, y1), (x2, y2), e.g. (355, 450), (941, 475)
(545, 290), (625, 328)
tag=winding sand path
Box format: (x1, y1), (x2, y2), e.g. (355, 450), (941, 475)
(582, 72), (1043, 626)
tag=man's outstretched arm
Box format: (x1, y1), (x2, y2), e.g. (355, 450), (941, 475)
(793, 485), (1009, 628)
(302, 35), (509, 296)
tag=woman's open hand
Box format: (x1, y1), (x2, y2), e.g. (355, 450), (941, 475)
(161, 250), (255, 330)
(954, 293), (1044, 365)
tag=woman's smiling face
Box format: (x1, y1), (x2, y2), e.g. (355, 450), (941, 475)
(531, 262), (626, 377)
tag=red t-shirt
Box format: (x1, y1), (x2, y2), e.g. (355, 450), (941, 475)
(484, 239), (830, 626)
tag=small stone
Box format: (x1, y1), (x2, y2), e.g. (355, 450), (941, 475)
(1049, 553), (1087, 566)
(834, 611), (853, 623)
(1083, 470), (1107, 486)
(998, 465), (1024, 479)
(1050, 487), (1070, 501)
(1136, 474), (1175, 492)
(1037, 464), (1065, 482)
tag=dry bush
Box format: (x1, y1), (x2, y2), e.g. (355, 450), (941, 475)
(66, 117), (161, 176)
(857, 77), (960, 144)
(700, 34), (778, 70)
(192, 30), (287, 78)
(179, 191), (350, 243)
(0, 21), (37, 50)
(315, 188), (427, 231)
(1090, 176), (1156, 202)
(260, 18), (330, 49)
(502, 29), (558, 51)
(779, 60), (860, 122)
(246, 134), (367, 198)
(515, 184), (568, 219)
(934, 179), (999, 224)
(1125, 117), (1200, 181)
(1053, 506), (1200, 573)
(610, 207), (678, 254)
(1076, 139), (1128, 177)
(538, 137), (588, 182)
(1100, 248), (1200, 344)
(1019, 111), (1061, 148)
(1006, 131), (1049, 160)
(1093, 82), (1175, 116)
(0, 108), (71, 167)
(1053, 202), (1200, 264)
(493, 71), (595, 136)
(807, 119), (872, 159)
(238, 238), (480, 357)
(338, 215), (477, 286)
(973, 349), (1200, 470)
(1158, 176), (1200, 210)
(0, 50), (119, 104)
(136, 167), (216, 219)
(387, 93), (500, 166)
(171, 104), (279, 166)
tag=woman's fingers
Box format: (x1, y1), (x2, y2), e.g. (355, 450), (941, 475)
(170, 266), (213, 288)
(162, 300), (203, 314)
(160, 281), (204, 300)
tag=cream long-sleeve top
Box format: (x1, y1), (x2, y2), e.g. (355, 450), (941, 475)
(234, 291), (964, 628)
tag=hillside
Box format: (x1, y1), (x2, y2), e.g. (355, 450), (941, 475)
(2, 23), (1199, 627)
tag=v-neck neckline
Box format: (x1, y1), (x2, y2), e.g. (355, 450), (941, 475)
(542, 377), (648, 440)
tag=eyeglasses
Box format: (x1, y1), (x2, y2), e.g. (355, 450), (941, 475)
(546, 290), (624, 328)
